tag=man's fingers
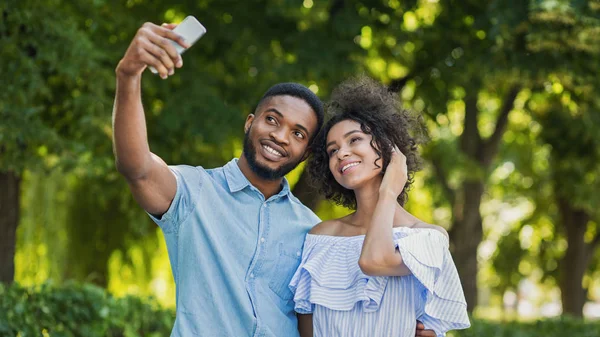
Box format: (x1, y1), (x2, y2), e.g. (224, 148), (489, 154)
(415, 321), (428, 337)
(155, 25), (190, 49)
(144, 38), (176, 71)
(137, 23), (182, 70)
(139, 39), (176, 76)
(120, 22), (184, 77)
(161, 23), (178, 30)
(146, 34), (180, 64)
(417, 330), (436, 337)
(143, 22), (189, 56)
(139, 51), (169, 79)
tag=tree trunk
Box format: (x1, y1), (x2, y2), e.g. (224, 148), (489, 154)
(446, 87), (518, 312)
(292, 168), (322, 211)
(0, 171), (20, 284)
(557, 197), (591, 317)
(450, 180), (484, 313)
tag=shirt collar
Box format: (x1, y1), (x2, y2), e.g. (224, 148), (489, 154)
(224, 158), (291, 198)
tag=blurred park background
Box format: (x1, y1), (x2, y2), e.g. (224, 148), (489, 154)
(2, 0), (600, 335)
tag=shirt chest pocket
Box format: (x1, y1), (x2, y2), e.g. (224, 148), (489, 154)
(268, 242), (302, 301)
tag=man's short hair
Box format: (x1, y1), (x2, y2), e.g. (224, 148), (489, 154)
(256, 83), (324, 137)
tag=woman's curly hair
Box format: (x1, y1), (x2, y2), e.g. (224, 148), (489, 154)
(308, 76), (427, 209)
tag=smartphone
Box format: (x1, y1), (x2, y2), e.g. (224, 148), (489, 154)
(149, 15), (207, 74)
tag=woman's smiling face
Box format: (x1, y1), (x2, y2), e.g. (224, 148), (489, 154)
(326, 119), (383, 191)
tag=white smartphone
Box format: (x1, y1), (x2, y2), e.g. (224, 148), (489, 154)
(149, 15), (207, 74)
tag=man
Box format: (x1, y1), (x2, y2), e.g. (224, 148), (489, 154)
(112, 21), (437, 337)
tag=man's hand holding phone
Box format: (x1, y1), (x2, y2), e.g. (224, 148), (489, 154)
(117, 22), (188, 79)
(116, 17), (205, 79)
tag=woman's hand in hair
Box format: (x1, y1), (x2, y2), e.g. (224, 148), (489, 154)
(379, 145), (408, 199)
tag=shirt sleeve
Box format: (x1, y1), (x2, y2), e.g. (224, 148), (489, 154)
(146, 165), (203, 233)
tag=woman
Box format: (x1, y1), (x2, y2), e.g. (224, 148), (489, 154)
(290, 76), (470, 337)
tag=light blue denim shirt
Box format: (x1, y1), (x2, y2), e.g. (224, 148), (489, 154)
(148, 158), (320, 337)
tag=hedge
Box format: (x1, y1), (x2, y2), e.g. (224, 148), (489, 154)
(451, 315), (600, 337)
(0, 282), (173, 337)
(1, 282), (599, 337)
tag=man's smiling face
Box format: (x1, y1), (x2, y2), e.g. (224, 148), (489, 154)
(242, 95), (317, 180)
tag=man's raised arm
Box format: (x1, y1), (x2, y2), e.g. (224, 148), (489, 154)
(112, 22), (189, 216)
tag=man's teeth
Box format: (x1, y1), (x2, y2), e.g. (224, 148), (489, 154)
(264, 145), (282, 156)
(342, 162), (359, 172)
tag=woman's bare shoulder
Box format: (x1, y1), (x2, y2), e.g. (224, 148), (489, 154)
(308, 219), (345, 235)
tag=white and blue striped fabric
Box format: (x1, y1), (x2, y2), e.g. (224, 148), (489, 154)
(289, 227), (470, 337)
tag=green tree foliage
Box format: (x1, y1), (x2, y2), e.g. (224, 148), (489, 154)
(1, 0), (114, 283)
(520, 88), (600, 316)
(0, 0), (111, 174)
(7, 0), (366, 287)
(5, 0), (600, 319)
(337, 0), (600, 312)
(486, 1), (600, 316)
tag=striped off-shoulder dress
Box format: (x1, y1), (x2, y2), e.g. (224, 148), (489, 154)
(289, 227), (470, 337)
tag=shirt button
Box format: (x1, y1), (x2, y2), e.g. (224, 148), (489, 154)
(296, 251), (301, 257)
(250, 273), (255, 278)
(260, 237), (265, 243)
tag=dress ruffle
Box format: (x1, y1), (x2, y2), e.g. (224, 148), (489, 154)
(289, 227), (470, 331)
(396, 230), (470, 330)
(289, 234), (388, 313)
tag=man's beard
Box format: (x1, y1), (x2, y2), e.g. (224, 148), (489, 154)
(242, 129), (301, 181)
